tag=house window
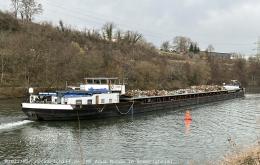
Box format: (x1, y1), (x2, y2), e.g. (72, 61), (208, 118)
(109, 99), (112, 103)
(101, 99), (105, 104)
(87, 99), (92, 104)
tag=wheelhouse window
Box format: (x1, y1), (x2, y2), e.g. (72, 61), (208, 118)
(87, 99), (92, 104)
(94, 79), (101, 84)
(101, 79), (107, 84)
(87, 79), (93, 84)
(110, 79), (116, 84)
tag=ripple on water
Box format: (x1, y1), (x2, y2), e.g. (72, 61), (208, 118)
(0, 95), (260, 164)
(0, 120), (33, 130)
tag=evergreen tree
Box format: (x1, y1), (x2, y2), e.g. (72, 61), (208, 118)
(193, 44), (200, 54)
(189, 43), (194, 53)
(197, 47), (200, 53)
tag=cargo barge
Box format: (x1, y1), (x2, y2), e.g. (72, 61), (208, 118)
(22, 78), (245, 121)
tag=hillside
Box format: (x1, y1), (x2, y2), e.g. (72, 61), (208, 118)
(0, 11), (259, 91)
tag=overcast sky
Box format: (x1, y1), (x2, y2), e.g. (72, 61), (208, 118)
(1, 0), (260, 55)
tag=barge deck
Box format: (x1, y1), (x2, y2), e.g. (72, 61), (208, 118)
(22, 89), (244, 121)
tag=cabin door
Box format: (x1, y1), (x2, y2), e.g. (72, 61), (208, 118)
(96, 95), (99, 104)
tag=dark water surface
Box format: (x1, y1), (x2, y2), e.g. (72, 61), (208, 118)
(0, 95), (260, 164)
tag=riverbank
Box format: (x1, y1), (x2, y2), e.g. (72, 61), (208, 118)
(246, 87), (260, 94)
(0, 87), (62, 99)
(222, 145), (260, 165)
(0, 86), (259, 99)
(0, 87), (26, 99)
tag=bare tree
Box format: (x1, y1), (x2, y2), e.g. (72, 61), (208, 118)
(161, 41), (170, 52)
(115, 30), (123, 42)
(85, 29), (101, 41)
(10, 0), (20, 18)
(59, 20), (65, 32)
(19, 0), (43, 22)
(102, 22), (115, 41)
(130, 31), (142, 44)
(173, 36), (191, 53)
(124, 31), (142, 44)
(206, 44), (214, 53)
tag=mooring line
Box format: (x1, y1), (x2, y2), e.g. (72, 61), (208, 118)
(96, 105), (106, 112)
(114, 101), (134, 115)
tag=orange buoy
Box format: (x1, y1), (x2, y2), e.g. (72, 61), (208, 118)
(184, 111), (192, 134)
(184, 110), (192, 120)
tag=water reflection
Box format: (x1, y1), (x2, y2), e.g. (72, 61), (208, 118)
(185, 119), (192, 135)
(184, 110), (192, 133)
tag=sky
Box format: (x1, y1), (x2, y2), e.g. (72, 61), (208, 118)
(1, 0), (260, 56)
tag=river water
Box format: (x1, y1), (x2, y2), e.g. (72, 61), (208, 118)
(0, 94), (260, 165)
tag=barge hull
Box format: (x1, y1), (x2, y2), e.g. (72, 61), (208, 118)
(22, 90), (244, 121)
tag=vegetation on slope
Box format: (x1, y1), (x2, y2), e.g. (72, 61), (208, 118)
(0, 11), (260, 91)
